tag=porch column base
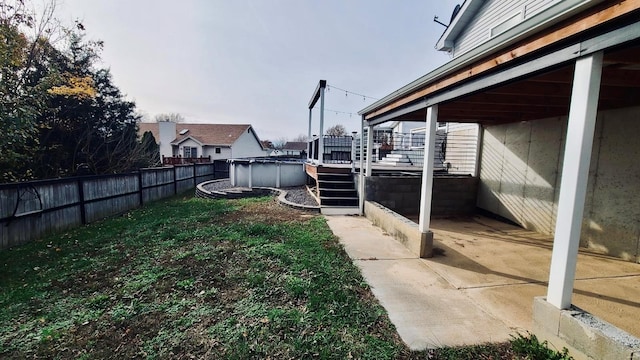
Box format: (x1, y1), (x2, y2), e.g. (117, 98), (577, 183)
(532, 297), (640, 360)
(420, 231), (434, 258)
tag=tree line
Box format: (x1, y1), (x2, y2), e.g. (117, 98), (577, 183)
(0, 0), (157, 183)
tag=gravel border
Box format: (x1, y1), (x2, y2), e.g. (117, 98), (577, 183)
(198, 179), (320, 211)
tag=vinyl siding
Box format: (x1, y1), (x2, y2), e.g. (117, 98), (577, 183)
(453, 0), (560, 56)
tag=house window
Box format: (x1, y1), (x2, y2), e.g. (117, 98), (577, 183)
(184, 147), (197, 158)
(215, 148), (221, 154)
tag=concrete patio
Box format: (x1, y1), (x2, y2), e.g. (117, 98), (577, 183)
(326, 215), (640, 352)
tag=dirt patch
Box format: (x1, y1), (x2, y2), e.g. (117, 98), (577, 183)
(220, 197), (315, 225)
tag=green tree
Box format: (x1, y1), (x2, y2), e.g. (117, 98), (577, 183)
(0, 0), (59, 181)
(0, 1), (157, 181)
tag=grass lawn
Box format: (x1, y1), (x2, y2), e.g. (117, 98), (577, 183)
(0, 195), (569, 359)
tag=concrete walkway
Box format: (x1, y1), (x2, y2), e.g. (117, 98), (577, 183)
(325, 215), (640, 350)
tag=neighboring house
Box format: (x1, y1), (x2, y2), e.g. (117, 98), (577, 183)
(138, 122), (267, 162)
(359, 0), (640, 355)
(282, 142), (307, 157)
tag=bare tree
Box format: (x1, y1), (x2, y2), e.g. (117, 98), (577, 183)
(271, 137), (287, 150)
(325, 124), (346, 136)
(292, 134), (309, 142)
(155, 113), (185, 123)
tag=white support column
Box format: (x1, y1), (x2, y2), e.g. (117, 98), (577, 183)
(307, 109), (312, 161)
(318, 87), (326, 165)
(275, 162), (281, 188)
(359, 119), (365, 215)
(248, 162), (253, 188)
(547, 51), (603, 310)
(474, 124), (483, 178)
(365, 125), (374, 177)
(419, 105), (438, 233)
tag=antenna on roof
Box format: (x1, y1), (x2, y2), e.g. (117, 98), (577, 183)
(433, 16), (448, 28)
(434, 3), (462, 29)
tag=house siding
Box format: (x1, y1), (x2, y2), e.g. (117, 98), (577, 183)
(231, 129), (267, 158)
(175, 138), (203, 157)
(453, 0), (561, 56)
(158, 121), (176, 159)
(477, 106), (640, 262)
(202, 146), (232, 161)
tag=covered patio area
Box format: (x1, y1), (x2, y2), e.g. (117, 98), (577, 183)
(328, 214), (640, 354)
(356, 1), (640, 357)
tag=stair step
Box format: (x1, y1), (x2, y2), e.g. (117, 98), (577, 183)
(381, 157), (411, 162)
(318, 172), (351, 176)
(320, 196), (358, 201)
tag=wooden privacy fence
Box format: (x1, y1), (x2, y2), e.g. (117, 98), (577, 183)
(0, 161), (229, 250)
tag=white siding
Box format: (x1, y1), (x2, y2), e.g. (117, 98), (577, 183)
(392, 121), (425, 134)
(202, 146), (232, 160)
(174, 138), (201, 157)
(453, 0), (560, 56)
(158, 121), (176, 159)
(230, 128), (267, 159)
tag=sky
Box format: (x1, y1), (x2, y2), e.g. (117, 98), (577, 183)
(54, 0), (459, 142)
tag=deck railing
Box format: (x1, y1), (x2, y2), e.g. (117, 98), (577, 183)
(308, 135), (354, 164)
(309, 128), (479, 175)
(162, 155), (212, 165)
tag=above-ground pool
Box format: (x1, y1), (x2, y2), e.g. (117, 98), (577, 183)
(228, 158), (307, 188)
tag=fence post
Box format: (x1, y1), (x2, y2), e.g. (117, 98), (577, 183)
(173, 166), (178, 195)
(193, 164), (197, 188)
(138, 171), (144, 206)
(77, 179), (86, 225)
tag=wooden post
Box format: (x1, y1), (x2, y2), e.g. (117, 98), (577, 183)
(173, 166), (178, 195)
(138, 171), (144, 206)
(193, 164), (197, 188)
(77, 179), (86, 225)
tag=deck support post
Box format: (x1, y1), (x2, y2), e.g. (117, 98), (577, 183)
(416, 105), (438, 258)
(318, 86), (325, 165)
(365, 125), (373, 177)
(546, 51), (603, 310)
(359, 118), (365, 215)
(307, 109), (312, 161)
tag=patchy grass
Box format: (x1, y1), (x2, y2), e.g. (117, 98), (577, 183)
(0, 195), (413, 359)
(0, 195), (574, 359)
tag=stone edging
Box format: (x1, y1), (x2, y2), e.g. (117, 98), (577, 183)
(196, 180), (320, 213)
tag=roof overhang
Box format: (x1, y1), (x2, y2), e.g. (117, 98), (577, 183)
(435, 0), (484, 52)
(361, 0), (640, 127)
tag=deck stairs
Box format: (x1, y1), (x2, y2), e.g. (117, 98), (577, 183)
(316, 168), (359, 215)
(379, 152), (413, 166)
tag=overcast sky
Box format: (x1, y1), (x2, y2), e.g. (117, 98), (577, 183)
(55, 0), (459, 141)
